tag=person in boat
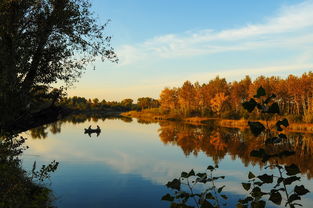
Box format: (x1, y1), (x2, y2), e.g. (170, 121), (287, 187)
(88, 125), (91, 130)
(96, 125), (100, 131)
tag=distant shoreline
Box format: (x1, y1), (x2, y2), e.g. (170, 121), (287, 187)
(121, 110), (313, 134)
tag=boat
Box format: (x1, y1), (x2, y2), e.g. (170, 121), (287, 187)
(84, 125), (101, 134)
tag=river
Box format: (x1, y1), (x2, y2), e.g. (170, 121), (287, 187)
(21, 115), (313, 208)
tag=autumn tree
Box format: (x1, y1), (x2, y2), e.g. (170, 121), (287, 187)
(160, 87), (178, 112)
(178, 81), (196, 116)
(210, 93), (228, 117)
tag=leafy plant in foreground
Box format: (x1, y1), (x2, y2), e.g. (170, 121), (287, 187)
(0, 134), (59, 207)
(239, 87), (310, 208)
(162, 165), (227, 208)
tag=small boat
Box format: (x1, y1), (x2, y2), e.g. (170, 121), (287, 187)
(84, 125), (101, 136)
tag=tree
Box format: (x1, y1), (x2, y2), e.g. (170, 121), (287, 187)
(159, 87), (178, 112)
(210, 93), (228, 117)
(121, 98), (133, 108)
(0, 0), (117, 125)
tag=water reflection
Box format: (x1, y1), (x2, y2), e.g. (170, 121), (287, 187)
(158, 121), (313, 179)
(23, 115), (313, 207)
(28, 116), (313, 178)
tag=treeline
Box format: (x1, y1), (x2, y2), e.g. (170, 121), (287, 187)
(58, 96), (159, 112)
(158, 72), (313, 122)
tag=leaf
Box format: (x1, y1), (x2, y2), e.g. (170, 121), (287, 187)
(197, 173), (207, 178)
(251, 200), (266, 208)
(254, 86), (266, 98)
(218, 185), (225, 193)
(181, 172), (188, 178)
(274, 177), (284, 188)
(188, 169), (195, 177)
(257, 174), (273, 183)
(207, 165), (215, 171)
(206, 192), (215, 199)
(276, 118), (289, 131)
(285, 164), (300, 176)
(267, 102), (280, 114)
(278, 150), (295, 158)
(201, 200), (214, 208)
(288, 194), (301, 203)
(265, 137), (282, 144)
(269, 192), (282, 205)
(242, 183), (251, 191)
(294, 185), (310, 195)
(284, 176), (300, 185)
(251, 187), (264, 198)
(161, 193), (174, 201)
(248, 171), (255, 179)
(250, 148), (266, 158)
(248, 121), (265, 136)
(242, 98), (257, 112)
(264, 94), (276, 104)
(166, 178), (181, 190)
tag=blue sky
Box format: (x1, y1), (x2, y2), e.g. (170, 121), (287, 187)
(67, 0), (313, 101)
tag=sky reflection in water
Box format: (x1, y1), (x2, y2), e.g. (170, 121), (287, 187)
(21, 117), (313, 208)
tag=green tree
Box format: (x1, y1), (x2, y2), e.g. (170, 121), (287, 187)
(121, 98), (133, 108)
(0, 0), (117, 125)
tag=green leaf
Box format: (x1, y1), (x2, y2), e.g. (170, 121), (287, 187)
(248, 171), (255, 179)
(254, 86), (266, 98)
(269, 192), (282, 205)
(285, 164), (300, 176)
(166, 178), (181, 190)
(161, 193), (174, 201)
(242, 183), (251, 191)
(294, 185), (310, 195)
(248, 121), (265, 136)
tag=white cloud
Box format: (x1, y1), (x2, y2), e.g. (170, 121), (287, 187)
(117, 0), (313, 64)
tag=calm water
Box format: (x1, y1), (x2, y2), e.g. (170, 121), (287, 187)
(21, 116), (313, 208)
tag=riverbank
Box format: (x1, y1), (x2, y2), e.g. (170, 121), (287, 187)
(121, 110), (313, 133)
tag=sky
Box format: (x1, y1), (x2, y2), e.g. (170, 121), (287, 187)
(66, 0), (313, 101)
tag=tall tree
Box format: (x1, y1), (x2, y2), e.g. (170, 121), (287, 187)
(0, 0), (117, 124)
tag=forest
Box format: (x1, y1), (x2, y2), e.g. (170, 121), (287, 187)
(153, 72), (313, 123)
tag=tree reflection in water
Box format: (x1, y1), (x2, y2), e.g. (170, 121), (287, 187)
(162, 87), (310, 207)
